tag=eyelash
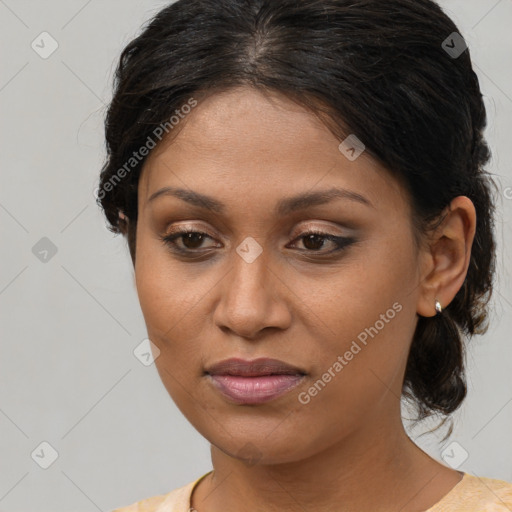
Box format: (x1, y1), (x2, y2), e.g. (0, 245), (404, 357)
(159, 228), (355, 257)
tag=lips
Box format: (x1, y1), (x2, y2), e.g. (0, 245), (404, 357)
(204, 357), (306, 377)
(204, 357), (307, 404)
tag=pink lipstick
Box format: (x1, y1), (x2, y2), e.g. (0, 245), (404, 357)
(205, 357), (306, 404)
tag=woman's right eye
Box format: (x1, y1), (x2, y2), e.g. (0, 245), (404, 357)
(159, 230), (219, 253)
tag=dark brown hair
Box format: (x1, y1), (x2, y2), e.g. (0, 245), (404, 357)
(97, 0), (497, 436)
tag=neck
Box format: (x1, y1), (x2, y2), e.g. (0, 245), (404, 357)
(191, 402), (453, 512)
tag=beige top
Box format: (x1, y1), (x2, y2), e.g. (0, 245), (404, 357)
(111, 471), (512, 511)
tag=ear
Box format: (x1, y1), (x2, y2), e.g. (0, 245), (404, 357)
(118, 210), (129, 235)
(118, 210), (137, 268)
(416, 196), (476, 317)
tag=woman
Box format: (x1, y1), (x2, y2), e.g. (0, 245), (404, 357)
(98, 0), (512, 510)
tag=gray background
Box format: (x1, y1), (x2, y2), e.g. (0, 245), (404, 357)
(0, 1), (511, 511)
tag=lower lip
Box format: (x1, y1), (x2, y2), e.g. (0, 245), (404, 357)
(207, 374), (305, 404)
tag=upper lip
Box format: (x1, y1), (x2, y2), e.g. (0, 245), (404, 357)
(205, 357), (307, 377)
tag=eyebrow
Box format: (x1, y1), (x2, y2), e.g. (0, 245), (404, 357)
(147, 186), (373, 215)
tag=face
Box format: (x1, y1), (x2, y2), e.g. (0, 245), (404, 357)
(134, 86), (424, 464)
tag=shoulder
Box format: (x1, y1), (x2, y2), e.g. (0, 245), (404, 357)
(110, 492), (169, 512)
(429, 473), (512, 511)
(109, 473), (205, 512)
(459, 474), (512, 507)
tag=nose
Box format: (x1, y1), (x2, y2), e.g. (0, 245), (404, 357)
(213, 246), (292, 339)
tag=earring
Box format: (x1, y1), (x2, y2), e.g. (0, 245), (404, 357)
(435, 299), (443, 315)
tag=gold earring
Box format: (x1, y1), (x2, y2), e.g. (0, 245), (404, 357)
(435, 299), (443, 315)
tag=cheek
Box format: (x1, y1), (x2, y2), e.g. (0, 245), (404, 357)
(311, 230), (417, 333)
(299, 232), (418, 409)
(135, 229), (201, 333)
(134, 234), (204, 390)
(134, 242), (207, 410)
(295, 300), (412, 442)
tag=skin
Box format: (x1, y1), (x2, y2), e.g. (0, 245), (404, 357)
(130, 86), (476, 512)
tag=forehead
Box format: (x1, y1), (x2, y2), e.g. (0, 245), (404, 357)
(139, 86), (408, 215)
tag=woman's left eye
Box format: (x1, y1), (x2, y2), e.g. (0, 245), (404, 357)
(287, 230), (355, 253)
(159, 229), (355, 256)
